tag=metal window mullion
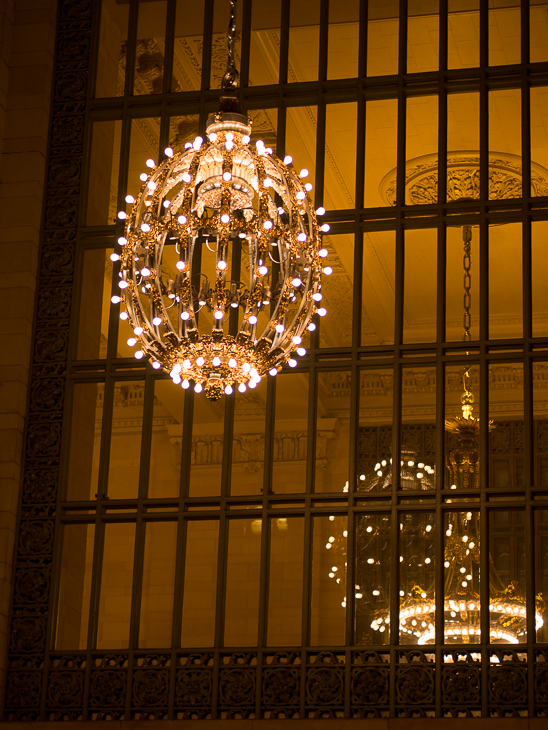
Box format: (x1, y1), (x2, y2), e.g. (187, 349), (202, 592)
(300, 506), (313, 715)
(124, 0), (139, 98)
(201, 0), (215, 92)
(479, 355), (489, 715)
(128, 513), (146, 655)
(239, 0), (252, 90)
(526, 495), (535, 716)
(278, 0), (290, 86)
(357, 0), (368, 80)
(179, 389), (194, 499)
(168, 512), (187, 717)
(352, 229), (363, 351)
(255, 511), (271, 717)
(263, 376), (276, 495)
(162, 0), (177, 96)
(345, 362), (359, 648)
(318, 0), (329, 84)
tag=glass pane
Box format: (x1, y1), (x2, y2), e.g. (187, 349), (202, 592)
(189, 395), (224, 497)
(356, 513), (391, 644)
(404, 228), (437, 344)
(401, 367), (437, 490)
(407, 0), (439, 74)
(367, 0), (399, 77)
(181, 520), (219, 647)
(357, 369), (394, 492)
(272, 373), (308, 494)
(531, 221), (548, 337)
(126, 117), (161, 202)
(489, 5), (520, 67)
(531, 0), (548, 63)
(267, 516), (304, 646)
(327, 1), (359, 80)
(446, 224), (480, 342)
(489, 89), (522, 200)
(86, 120), (121, 225)
(169, 114), (199, 150)
(224, 519), (262, 646)
(249, 107), (278, 154)
(319, 234), (353, 348)
(107, 381), (145, 499)
(530, 87), (548, 197)
(489, 222), (522, 339)
(325, 103), (357, 209)
(172, 0), (204, 92)
(97, 522), (136, 649)
(249, 0), (281, 86)
(316, 371), (351, 493)
(444, 510), (480, 643)
(148, 380), (184, 498)
(95, 0), (128, 97)
(534, 363), (548, 488)
(362, 231), (395, 346)
(311, 515), (346, 645)
(448, 1), (479, 70)
(232, 380), (267, 495)
(66, 382), (102, 501)
(55, 523), (95, 649)
(489, 363), (524, 489)
(535, 510), (548, 642)
(489, 510), (526, 643)
(365, 98), (398, 208)
(288, 1), (320, 82)
(399, 512), (436, 643)
(286, 106), (317, 189)
(406, 96), (439, 205)
(133, 0), (167, 95)
(446, 364), (481, 490)
(77, 248), (112, 360)
(447, 92), (479, 202)
(139, 521), (177, 647)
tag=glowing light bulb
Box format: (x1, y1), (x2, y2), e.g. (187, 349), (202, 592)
(196, 357), (205, 366)
(111, 295), (121, 304)
(118, 280), (128, 289)
(319, 248), (328, 258)
(140, 173), (148, 181)
(182, 379), (190, 389)
(299, 168), (308, 178)
(110, 253), (120, 262)
(176, 261), (186, 271)
(238, 383), (247, 393)
(318, 307), (327, 316)
(214, 309), (224, 320)
(217, 260), (227, 270)
(212, 356), (221, 367)
(117, 211), (126, 220)
(141, 223), (150, 232)
(225, 385), (233, 395)
(135, 350), (144, 359)
(177, 215), (187, 224)
(248, 314), (258, 324)
(146, 158), (155, 168)
(152, 316), (162, 326)
(269, 368), (277, 376)
(283, 155), (292, 165)
(228, 359), (237, 368)
(323, 266), (333, 275)
(194, 383), (203, 392)
(221, 214), (230, 224)
(288, 359), (297, 367)
(321, 223), (330, 232)
(223, 171), (232, 181)
(258, 265), (268, 276)
(120, 312), (128, 320)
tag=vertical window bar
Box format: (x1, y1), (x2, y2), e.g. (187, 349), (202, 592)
(129, 515), (146, 650)
(162, 0), (177, 95)
(138, 372), (155, 499)
(279, 0), (290, 86)
(239, 0), (252, 90)
(201, 0), (215, 91)
(357, 0), (367, 80)
(125, 0), (139, 97)
(318, 0), (329, 83)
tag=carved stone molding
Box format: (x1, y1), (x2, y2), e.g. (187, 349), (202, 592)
(4, 0), (92, 720)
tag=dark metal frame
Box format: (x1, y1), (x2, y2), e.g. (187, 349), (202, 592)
(4, 0), (548, 720)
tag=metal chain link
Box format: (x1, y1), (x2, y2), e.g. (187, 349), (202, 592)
(222, 0), (239, 92)
(462, 224), (472, 343)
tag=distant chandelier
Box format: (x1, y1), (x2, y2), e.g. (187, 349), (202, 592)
(326, 226), (543, 644)
(112, 0), (329, 400)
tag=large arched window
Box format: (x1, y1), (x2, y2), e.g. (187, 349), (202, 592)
(6, 0), (548, 721)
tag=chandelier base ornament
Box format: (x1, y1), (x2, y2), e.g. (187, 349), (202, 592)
(112, 1), (329, 399)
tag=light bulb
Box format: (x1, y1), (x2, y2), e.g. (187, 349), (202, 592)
(316, 207), (325, 215)
(214, 309), (224, 320)
(283, 155), (292, 165)
(297, 232), (306, 241)
(212, 356), (221, 366)
(194, 383), (203, 393)
(196, 357), (205, 366)
(242, 363), (251, 372)
(323, 266), (333, 275)
(133, 326), (143, 335)
(117, 211), (126, 220)
(208, 132), (217, 142)
(228, 358), (237, 368)
(176, 261), (186, 271)
(312, 292), (322, 301)
(125, 194), (135, 204)
(140, 173), (148, 181)
(321, 223), (330, 232)
(182, 379), (190, 389)
(221, 214), (230, 224)
(177, 215), (187, 224)
(152, 361), (161, 369)
(238, 383), (247, 393)
(242, 135), (250, 144)
(258, 265), (268, 276)
(319, 248), (328, 258)
(269, 368), (277, 376)
(248, 314), (258, 324)
(141, 223), (150, 232)
(118, 280), (128, 289)
(263, 220), (273, 230)
(117, 237), (127, 245)
(120, 312), (128, 320)
(135, 350), (144, 359)
(275, 323), (284, 333)
(292, 276), (302, 287)
(217, 260), (227, 270)
(182, 173), (191, 183)
(318, 307), (327, 316)
(193, 136), (203, 150)
(146, 158), (155, 168)
(152, 316), (162, 326)
(147, 181), (156, 190)
(223, 171), (232, 181)
(224, 385), (233, 394)
(299, 168), (308, 178)
(111, 295), (121, 304)
(127, 337), (137, 346)
(308, 322), (316, 331)
(296, 191), (306, 201)
(305, 183), (313, 191)
(292, 335), (302, 344)
(181, 311), (190, 320)
(297, 347), (306, 356)
(110, 253), (120, 262)
(182, 359), (191, 369)
(141, 267), (150, 277)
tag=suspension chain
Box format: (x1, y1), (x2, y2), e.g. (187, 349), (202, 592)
(222, 0), (239, 91)
(463, 224), (472, 343)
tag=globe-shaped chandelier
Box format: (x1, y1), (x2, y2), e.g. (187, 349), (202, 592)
(112, 2), (329, 400)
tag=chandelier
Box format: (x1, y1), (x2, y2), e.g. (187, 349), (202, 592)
(325, 226), (543, 644)
(112, 0), (329, 400)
